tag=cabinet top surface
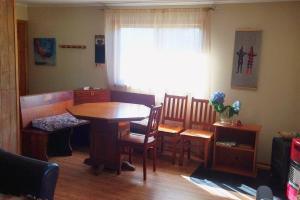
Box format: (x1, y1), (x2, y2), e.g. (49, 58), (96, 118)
(213, 122), (262, 132)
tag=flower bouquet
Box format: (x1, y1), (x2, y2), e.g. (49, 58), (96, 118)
(210, 91), (241, 124)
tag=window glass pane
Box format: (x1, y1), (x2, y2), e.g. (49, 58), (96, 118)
(119, 27), (206, 97)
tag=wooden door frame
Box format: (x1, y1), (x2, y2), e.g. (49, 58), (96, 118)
(17, 19), (28, 96)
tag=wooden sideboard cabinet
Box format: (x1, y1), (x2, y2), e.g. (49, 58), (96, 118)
(212, 122), (261, 177)
(73, 89), (111, 105)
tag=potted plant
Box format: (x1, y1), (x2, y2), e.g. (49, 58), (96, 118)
(210, 91), (241, 124)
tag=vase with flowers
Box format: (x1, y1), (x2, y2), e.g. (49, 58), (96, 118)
(210, 91), (241, 125)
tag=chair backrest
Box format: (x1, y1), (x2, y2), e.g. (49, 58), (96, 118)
(189, 97), (216, 131)
(161, 93), (188, 127)
(144, 105), (162, 144)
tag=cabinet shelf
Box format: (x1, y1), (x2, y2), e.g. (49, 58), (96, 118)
(213, 122), (261, 177)
(215, 143), (255, 152)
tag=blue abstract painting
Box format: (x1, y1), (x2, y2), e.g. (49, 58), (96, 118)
(34, 38), (56, 65)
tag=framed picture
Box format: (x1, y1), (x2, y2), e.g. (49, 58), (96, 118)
(95, 35), (105, 65)
(33, 38), (56, 66)
(231, 30), (262, 89)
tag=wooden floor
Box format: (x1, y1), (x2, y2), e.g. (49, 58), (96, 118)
(50, 150), (254, 200)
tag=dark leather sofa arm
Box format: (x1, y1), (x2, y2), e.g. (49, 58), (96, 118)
(0, 149), (59, 200)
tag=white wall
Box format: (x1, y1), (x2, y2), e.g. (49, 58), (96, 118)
(210, 2), (300, 163)
(16, 3), (28, 20)
(28, 7), (107, 93)
(26, 2), (300, 163)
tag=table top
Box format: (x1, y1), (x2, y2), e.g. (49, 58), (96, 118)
(67, 102), (150, 122)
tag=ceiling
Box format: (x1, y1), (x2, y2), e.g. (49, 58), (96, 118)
(16, 0), (300, 7)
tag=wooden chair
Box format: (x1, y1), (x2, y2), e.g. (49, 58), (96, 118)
(117, 105), (162, 181)
(111, 90), (156, 135)
(179, 98), (216, 168)
(158, 93), (188, 164)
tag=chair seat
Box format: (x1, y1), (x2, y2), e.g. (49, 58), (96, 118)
(180, 129), (213, 139)
(158, 124), (184, 134)
(119, 133), (155, 145)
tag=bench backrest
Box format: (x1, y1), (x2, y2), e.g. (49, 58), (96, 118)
(110, 90), (155, 107)
(20, 91), (74, 128)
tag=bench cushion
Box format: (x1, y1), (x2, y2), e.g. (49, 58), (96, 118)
(32, 113), (88, 132)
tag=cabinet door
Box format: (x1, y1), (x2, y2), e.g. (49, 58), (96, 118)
(74, 89), (111, 105)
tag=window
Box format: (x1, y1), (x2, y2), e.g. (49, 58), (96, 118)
(105, 9), (210, 99)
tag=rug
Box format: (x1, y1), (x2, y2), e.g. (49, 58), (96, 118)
(189, 167), (285, 200)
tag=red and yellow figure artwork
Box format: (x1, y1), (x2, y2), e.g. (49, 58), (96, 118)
(246, 46), (257, 75)
(231, 31), (262, 89)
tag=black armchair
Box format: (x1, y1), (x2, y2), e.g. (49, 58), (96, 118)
(0, 149), (59, 200)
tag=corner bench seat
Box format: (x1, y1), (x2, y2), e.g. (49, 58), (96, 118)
(20, 91), (91, 161)
(20, 89), (155, 161)
(32, 113), (89, 132)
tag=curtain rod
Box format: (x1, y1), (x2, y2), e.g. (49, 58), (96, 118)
(95, 0), (217, 10)
(98, 4), (216, 11)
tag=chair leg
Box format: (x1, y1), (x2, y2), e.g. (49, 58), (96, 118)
(117, 146), (122, 175)
(172, 138), (177, 165)
(204, 140), (209, 168)
(160, 135), (164, 154)
(187, 141), (191, 160)
(143, 149), (147, 181)
(153, 145), (156, 172)
(128, 147), (132, 164)
(179, 137), (184, 166)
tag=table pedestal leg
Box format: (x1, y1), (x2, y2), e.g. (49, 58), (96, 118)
(84, 119), (120, 172)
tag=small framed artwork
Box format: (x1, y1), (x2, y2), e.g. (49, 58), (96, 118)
(95, 35), (105, 65)
(33, 38), (56, 66)
(231, 30), (262, 89)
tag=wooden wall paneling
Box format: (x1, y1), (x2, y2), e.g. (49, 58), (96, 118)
(0, 0), (19, 153)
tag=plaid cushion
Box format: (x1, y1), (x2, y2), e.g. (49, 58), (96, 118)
(32, 113), (88, 132)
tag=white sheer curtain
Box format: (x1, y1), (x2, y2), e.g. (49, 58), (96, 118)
(105, 8), (211, 101)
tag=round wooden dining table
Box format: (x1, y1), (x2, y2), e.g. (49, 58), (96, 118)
(67, 102), (149, 172)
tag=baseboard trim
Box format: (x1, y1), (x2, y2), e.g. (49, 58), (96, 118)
(256, 162), (271, 170)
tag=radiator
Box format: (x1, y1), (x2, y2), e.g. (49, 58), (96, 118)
(287, 138), (300, 200)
